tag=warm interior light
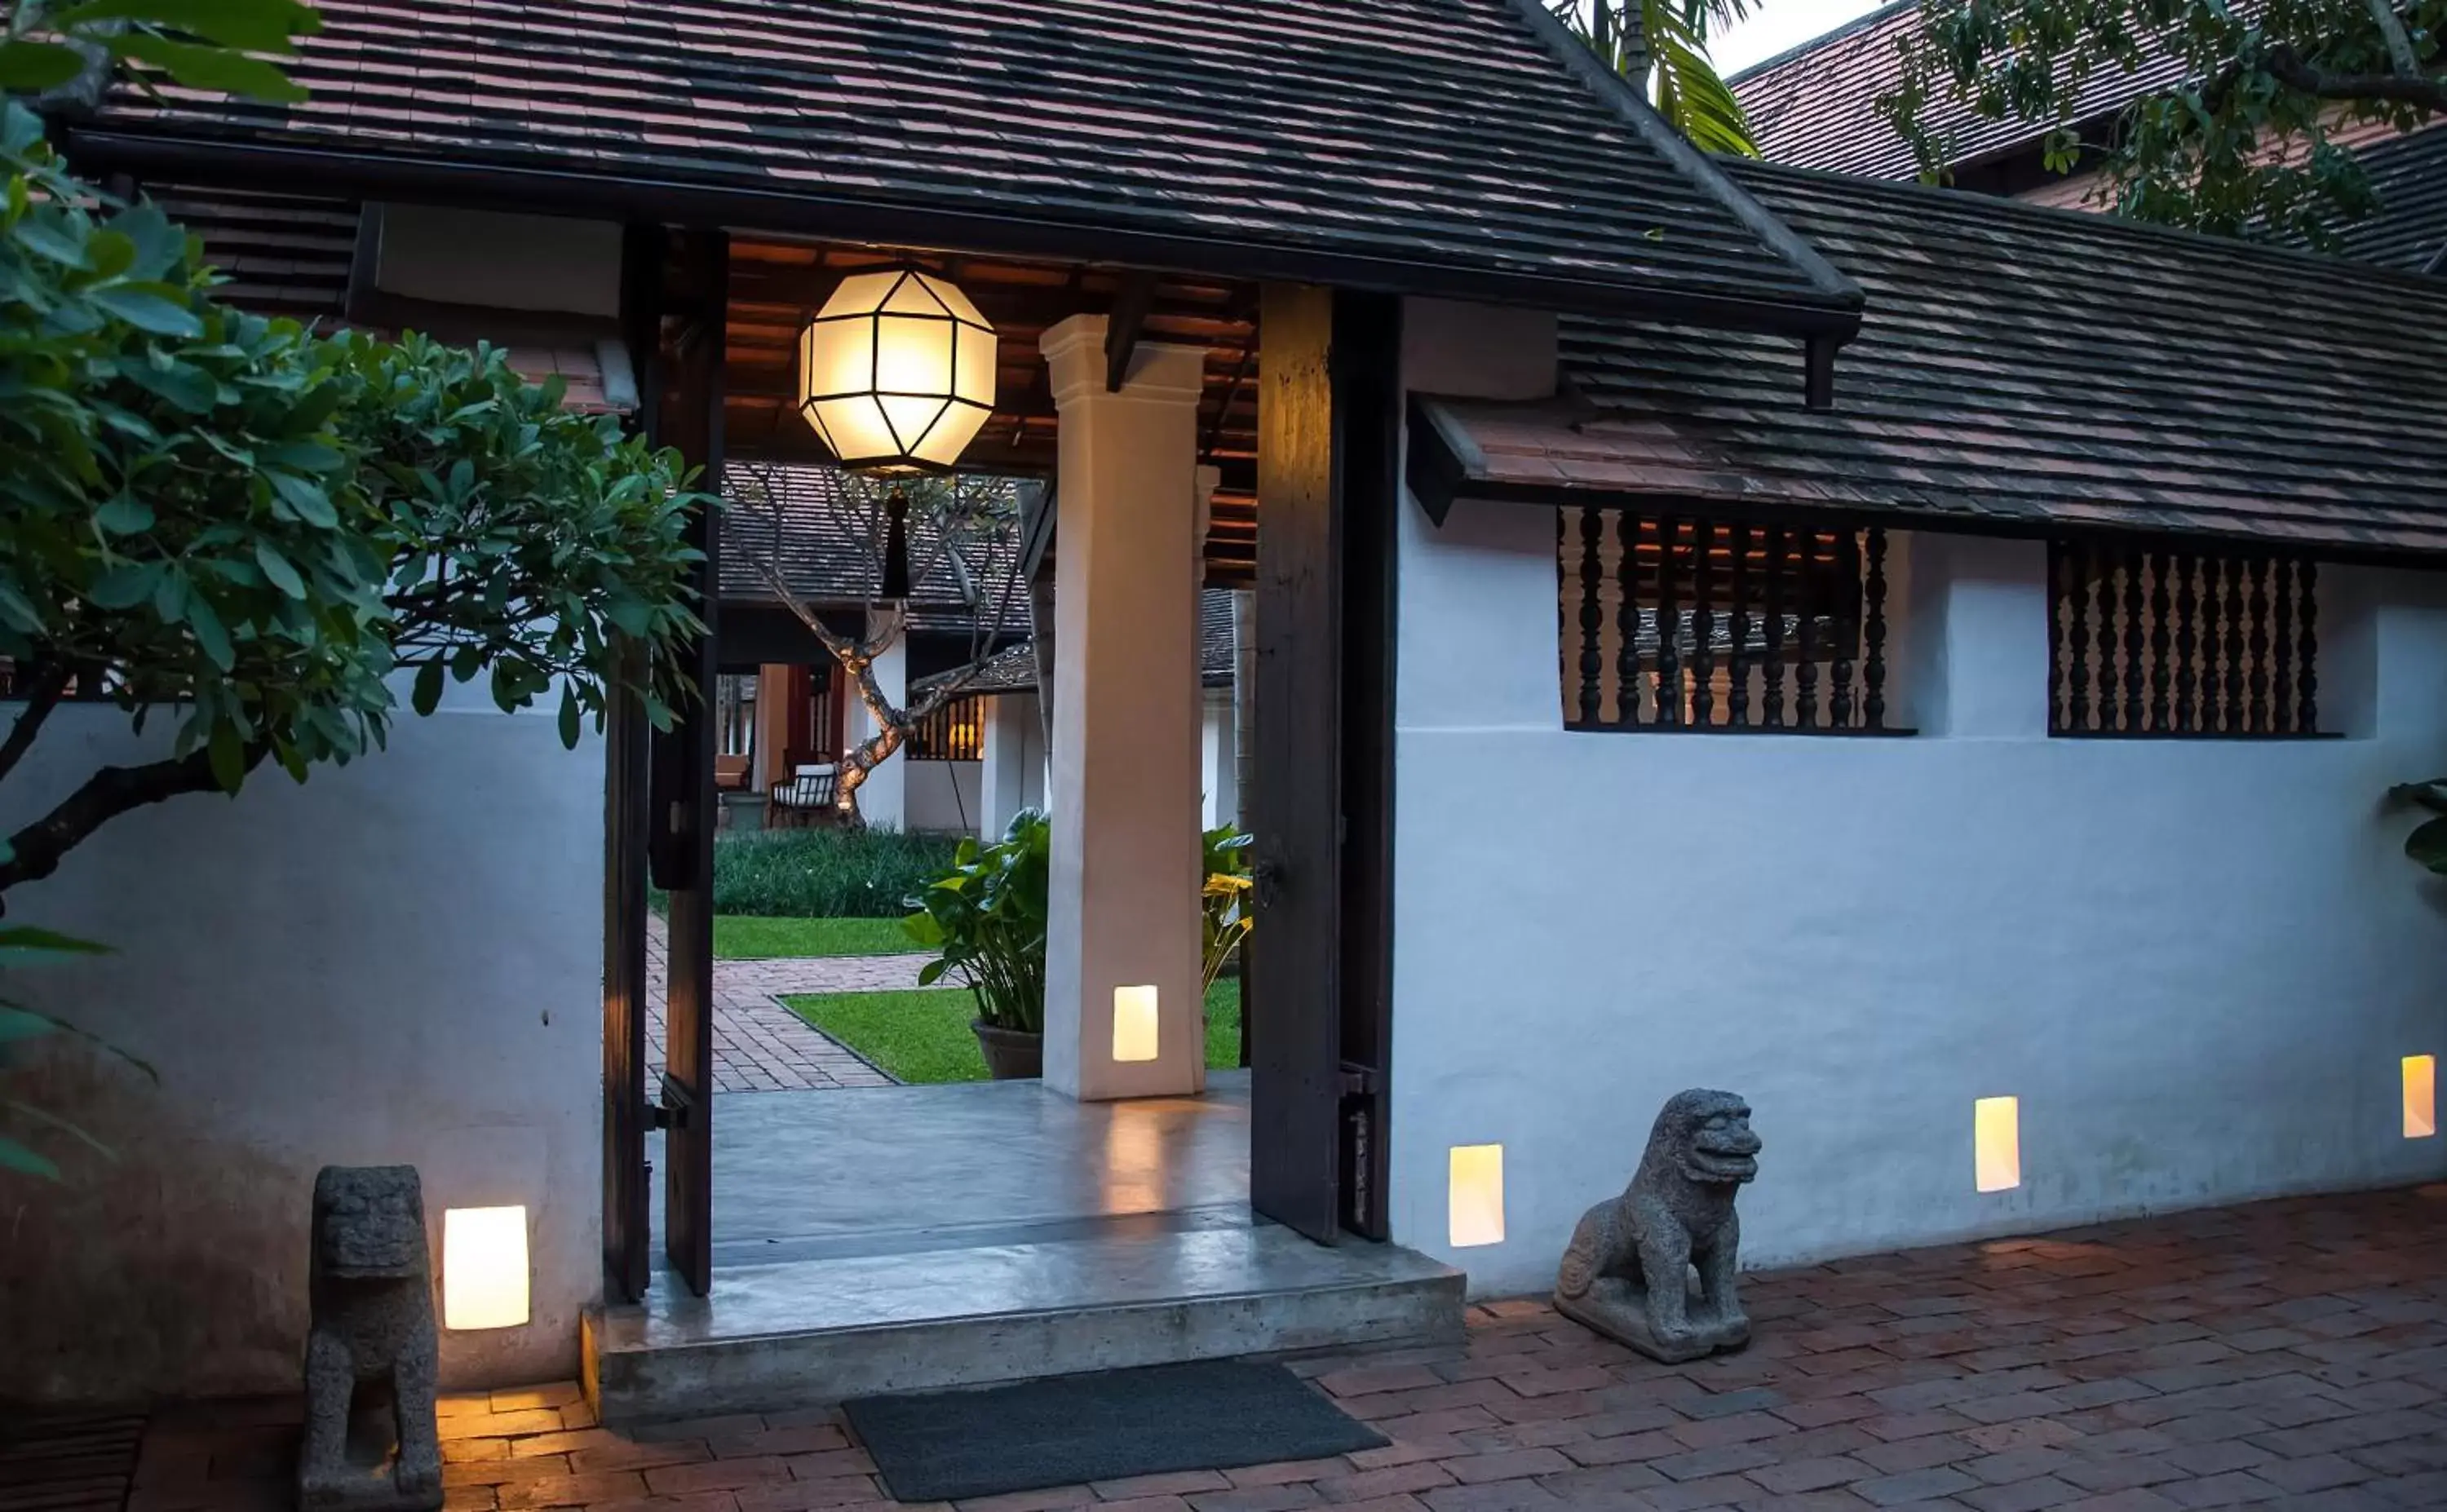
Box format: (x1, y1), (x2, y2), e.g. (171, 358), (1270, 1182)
(798, 267), (996, 473)
(1975, 1098), (2021, 1193)
(2407, 1056), (2437, 1138)
(1113, 984), (1160, 1063)
(1449, 1144), (1505, 1248)
(442, 1206), (530, 1330)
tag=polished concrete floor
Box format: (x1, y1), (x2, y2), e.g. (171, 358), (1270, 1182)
(654, 1069), (1254, 1269)
(607, 1071), (1467, 1413)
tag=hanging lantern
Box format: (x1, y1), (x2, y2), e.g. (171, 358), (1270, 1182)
(879, 488), (914, 603)
(799, 267), (998, 473)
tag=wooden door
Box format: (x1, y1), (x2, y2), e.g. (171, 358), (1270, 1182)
(644, 228), (728, 1298)
(1250, 285), (1401, 1244)
(601, 654), (651, 1303)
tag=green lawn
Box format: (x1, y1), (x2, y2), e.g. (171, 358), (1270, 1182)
(713, 916), (918, 960)
(784, 980), (1243, 1085)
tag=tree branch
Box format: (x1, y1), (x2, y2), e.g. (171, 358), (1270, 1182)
(0, 742), (266, 909)
(2360, 0), (2422, 79)
(2263, 44), (2447, 110)
(0, 663), (71, 789)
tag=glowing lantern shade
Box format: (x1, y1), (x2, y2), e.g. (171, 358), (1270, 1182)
(441, 1206), (530, 1330)
(1975, 1098), (2021, 1193)
(1113, 985), (1161, 1063)
(1449, 1144), (1506, 1248)
(799, 267), (998, 473)
(2406, 1056), (2436, 1139)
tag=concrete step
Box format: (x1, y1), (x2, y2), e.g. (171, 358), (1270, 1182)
(583, 1218), (1464, 1424)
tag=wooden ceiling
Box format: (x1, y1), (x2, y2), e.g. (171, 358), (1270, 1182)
(726, 238), (1261, 586)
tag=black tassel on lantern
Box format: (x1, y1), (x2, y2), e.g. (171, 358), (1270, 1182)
(880, 488), (913, 602)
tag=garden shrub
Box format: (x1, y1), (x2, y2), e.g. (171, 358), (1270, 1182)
(707, 827), (963, 918)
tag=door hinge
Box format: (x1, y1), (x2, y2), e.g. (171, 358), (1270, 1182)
(652, 1074), (697, 1132)
(1339, 1062), (1382, 1098)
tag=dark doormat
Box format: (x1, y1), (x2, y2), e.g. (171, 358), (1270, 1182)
(843, 1359), (1388, 1503)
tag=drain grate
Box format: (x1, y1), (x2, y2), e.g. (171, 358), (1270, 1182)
(0, 1413), (143, 1512)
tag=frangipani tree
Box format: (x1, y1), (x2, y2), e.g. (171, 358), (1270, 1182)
(728, 464), (1028, 826)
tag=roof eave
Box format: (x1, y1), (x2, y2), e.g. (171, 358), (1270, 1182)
(1501, 0), (1865, 316)
(63, 124), (1864, 339)
(1405, 396), (2447, 568)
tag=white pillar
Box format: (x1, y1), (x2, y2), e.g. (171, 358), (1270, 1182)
(1201, 691), (1238, 831)
(1040, 315), (1206, 1102)
(853, 608), (907, 830)
(979, 692), (1038, 840)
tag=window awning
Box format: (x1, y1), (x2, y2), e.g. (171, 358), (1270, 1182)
(1413, 160), (2447, 561)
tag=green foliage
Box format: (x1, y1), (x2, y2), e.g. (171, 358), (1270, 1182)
(1883, 0), (2447, 245)
(1201, 823), (1252, 996)
(2392, 778), (2447, 873)
(898, 813), (1255, 1037)
(701, 827), (963, 918)
(785, 979), (1243, 1085)
(1548, 0), (1759, 155)
(712, 914), (918, 960)
(0, 0), (318, 104)
(0, 102), (705, 893)
(902, 810), (1050, 1034)
(0, 925), (145, 1181)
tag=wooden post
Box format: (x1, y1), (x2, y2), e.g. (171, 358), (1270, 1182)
(650, 227), (727, 1298)
(1250, 285), (1401, 1245)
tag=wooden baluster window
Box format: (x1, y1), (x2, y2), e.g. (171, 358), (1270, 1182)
(2047, 541), (2325, 738)
(1557, 511), (1898, 736)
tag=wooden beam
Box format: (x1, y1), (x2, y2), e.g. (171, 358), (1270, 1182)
(1250, 282), (1343, 1245)
(1106, 270), (1158, 392)
(649, 227), (728, 1301)
(1332, 292), (1402, 1241)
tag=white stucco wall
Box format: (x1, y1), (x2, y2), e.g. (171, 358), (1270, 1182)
(1201, 690), (1238, 831)
(906, 759), (984, 835)
(0, 691), (603, 1402)
(1387, 304), (2447, 1298)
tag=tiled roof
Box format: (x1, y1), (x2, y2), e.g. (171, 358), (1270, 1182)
(1413, 161), (2447, 557)
(2326, 125), (2447, 273)
(153, 183), (356, 318)
(719, 464), (1033, 634)
(165, 185), (624, 409)
(77, 0), (1859, 332)
(1731, 2), (2188, 179)
(916, 590), (1239, 696)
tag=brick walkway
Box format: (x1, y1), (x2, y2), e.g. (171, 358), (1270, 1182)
(134, 1186), (2447, 1510)
(644, 915), (933, 1094)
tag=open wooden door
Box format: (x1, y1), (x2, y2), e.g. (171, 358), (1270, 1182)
(602, 652), (653, 1302)
(602, 226), (666, 1303)
(644, 228), (728, 1298)
(1250, 286), (1401, 1245)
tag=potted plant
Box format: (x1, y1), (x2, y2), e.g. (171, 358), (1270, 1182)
(905, 810), (1050, 1078)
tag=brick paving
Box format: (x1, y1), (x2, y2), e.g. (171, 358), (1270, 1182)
(644, 914), (933, 1094)
(129, 1186), (2447, 1510)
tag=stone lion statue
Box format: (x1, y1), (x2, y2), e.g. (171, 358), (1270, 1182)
(299, 1165), (442, 1511)
(1555, 1089), (1761, 1363)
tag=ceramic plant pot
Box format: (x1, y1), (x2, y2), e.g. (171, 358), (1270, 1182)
(971, 1020), (1043, 1080)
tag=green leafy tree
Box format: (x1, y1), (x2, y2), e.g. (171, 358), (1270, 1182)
(1548, 0), (1759, 156)
(0, 0), (709, 1178)
(0, 0), (319, 103)
(1882, 0), (2445, 245)
(0, 106), (706, 904)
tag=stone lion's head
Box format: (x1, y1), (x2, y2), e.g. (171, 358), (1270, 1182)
(1651, 1089), (1761, 1187)
(312, 1165), (427, 1280)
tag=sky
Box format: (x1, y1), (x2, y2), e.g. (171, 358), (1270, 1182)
(1708, 0), (1892, 76)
